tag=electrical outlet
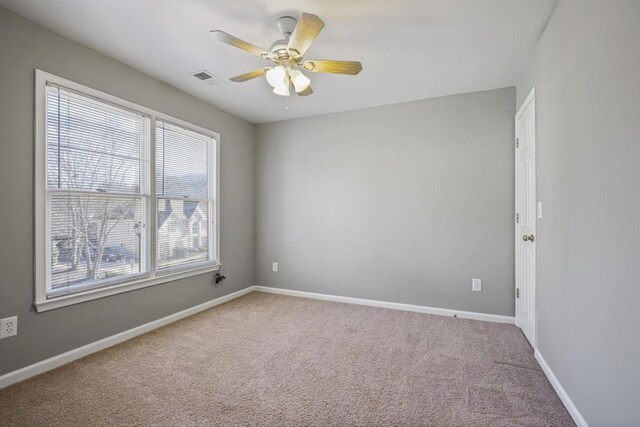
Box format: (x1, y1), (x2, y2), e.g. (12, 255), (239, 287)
(272, 262), (278, 272)
(472, 278), (482, 292)
(0, 316), (18, 339)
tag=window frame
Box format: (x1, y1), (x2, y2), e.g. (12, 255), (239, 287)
(34, 70), (221, 312)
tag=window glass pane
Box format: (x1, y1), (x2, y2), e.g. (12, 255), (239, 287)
(49, 194), (146, 295)
(157, 199), (209, 270)
(155, 121), (209, 199)
(46, 85), (149, 194)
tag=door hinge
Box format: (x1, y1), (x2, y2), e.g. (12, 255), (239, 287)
(516, 288), (520, 299)
(516, 213), (520, 223)
(516, 138), (519, 148)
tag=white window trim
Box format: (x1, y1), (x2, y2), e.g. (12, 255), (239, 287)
(34, 69), (221, 312)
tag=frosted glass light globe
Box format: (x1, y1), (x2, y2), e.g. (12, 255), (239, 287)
(290, 69), (311, 93)
(265, 66), (287, 88)
(272, 77), (290, 96)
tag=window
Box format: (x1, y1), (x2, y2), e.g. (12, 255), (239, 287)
(45, 84), (150, 297)
(155, 121), (215, 271)
(35, 70), (219, 311)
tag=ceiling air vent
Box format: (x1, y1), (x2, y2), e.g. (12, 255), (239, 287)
(191, 70), (222, 86)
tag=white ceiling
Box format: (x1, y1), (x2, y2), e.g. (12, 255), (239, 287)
(1, 0), (557, 123)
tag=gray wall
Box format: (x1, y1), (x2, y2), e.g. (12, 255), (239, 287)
(517, 1), (640, 425)
(0, 8), (255, 375)
(255, 87), (516, 316)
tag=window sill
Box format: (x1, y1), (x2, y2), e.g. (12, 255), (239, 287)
(34, 264), (221, 312)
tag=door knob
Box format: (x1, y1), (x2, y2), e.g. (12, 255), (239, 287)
(522, 234), (535, 242)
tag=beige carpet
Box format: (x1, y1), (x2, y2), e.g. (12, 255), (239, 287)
(0, 292), (574, 426)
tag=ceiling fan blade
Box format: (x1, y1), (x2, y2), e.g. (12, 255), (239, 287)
(296, 85), (314, 96)
(229, 67), (271, 82)
(301, 60), (362, 75)
(287, 13), (324, 57)
(210, 30), (271, 58)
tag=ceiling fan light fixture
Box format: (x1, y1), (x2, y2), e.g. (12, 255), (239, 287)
(272, 77), (290, 96)
(265, 65), (287, 88)
(290, 69), (311, 93)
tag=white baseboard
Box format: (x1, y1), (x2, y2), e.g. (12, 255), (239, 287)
(535, 349), (589, 427)
(0, 286), (253, 390)
(253, 286), (515, 324)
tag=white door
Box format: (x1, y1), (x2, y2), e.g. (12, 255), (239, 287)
(515, 88), (536, 348)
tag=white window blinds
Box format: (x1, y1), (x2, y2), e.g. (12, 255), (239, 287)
(46, 84), (150, 296)
(155, 121), (216, 271)
(37, 72), (219, 308)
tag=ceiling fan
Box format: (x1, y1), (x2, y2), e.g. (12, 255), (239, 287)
(210, 13), (362, 97)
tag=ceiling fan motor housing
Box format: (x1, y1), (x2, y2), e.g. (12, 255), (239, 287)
(270, 39), (289, 53)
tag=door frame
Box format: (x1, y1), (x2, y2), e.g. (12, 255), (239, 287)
(515, 87), (537, 348)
